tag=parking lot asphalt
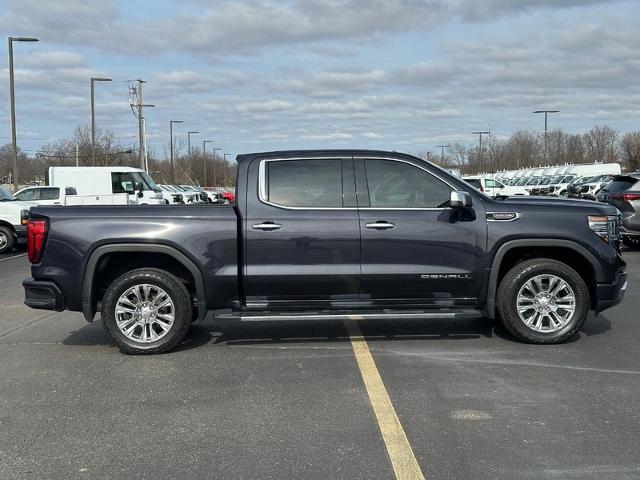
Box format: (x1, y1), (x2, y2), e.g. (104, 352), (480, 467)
(1, 250), (639, 480)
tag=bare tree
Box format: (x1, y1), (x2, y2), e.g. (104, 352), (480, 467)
(583, 125), (618, 163)
(620, 132), (640, 172)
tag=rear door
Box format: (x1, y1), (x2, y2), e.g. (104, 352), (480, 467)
(357, 157), (486, 306)
(244, 156), (361, 307)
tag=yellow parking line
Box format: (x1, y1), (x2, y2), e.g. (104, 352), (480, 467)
(344, 317), (426, 480)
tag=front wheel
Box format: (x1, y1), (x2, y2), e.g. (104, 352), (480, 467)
(101, 269), (192, 354)
(497, 259), (590, 344)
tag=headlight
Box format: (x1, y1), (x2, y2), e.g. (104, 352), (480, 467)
(588, 215), (620, 243)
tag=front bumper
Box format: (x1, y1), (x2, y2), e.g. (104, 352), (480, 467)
(23, 278), (65, 311)
(595, 271), (628, 313)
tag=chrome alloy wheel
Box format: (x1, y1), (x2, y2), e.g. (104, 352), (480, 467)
(115, 284), (175, 343)
(0, 231), (7, 250)
(516, 274), (576, 333)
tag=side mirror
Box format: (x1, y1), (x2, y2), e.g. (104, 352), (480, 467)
(450, 190), (473, 208)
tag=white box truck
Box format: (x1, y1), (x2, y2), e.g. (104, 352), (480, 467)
(48, 167), (165, 205)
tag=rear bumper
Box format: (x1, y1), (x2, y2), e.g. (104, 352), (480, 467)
(595, 271), (628, 313)
(23, 278), (66, 311)
(14, 224), (26, 244)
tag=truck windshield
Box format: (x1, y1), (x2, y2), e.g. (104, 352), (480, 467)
(139, 172), (160, 192)
(0, 187), (16, 201)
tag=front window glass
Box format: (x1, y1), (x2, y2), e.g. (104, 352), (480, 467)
(364, 159), (451, 208)
(266, 159), (343, 207)
(15, 189), (36, 201)
(111, 172), (136, 194)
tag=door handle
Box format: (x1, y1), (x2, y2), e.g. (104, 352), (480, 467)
(365, 221), (395, 230)
(252, 222), (282, 231)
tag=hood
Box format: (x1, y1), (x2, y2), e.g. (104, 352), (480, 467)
(490, 195), (618, 214)
(0, 199), (38, 210)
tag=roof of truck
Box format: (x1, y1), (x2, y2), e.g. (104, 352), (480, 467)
(236, 149), (426, 165)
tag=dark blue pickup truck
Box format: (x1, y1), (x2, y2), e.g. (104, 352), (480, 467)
(23, 150), (627, 354)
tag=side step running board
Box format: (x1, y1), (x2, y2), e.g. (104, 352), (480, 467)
(216, 310), (479, 322)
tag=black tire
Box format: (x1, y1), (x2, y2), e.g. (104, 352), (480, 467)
(622, 236), (640, 249)
(496, 259), (590, 344)
(0, 226), (16, 254)
(101, 268), (192, 355)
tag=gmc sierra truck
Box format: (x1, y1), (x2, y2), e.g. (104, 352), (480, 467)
(23, 150), (627, 354)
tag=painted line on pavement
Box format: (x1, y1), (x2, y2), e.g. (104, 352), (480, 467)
(344, 317), (426, 480)
(0, 253), (26, 263)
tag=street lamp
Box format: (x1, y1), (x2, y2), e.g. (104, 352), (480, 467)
(187, 131), (200, 158)
(8, 36), (38, 192)
(533, 110), (559, 165)
(90, 77), (112, 165)
(169, 120), (183, 184)
(436, 145), (450, 164)
(471, 131), (490, 173)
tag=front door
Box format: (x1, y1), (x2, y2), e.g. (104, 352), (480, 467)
(244, 156), (361, 307)
(356, 157), (486, 307)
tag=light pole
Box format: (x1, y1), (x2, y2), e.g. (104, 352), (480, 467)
(169, 120), (183, 184)
(90, 77), (112, 165)
(202, 140), (213, 187)
(134, 79), (154, 171)
(8, 36), (38, 192)
(533, 110), (559, 165)
(436, 145), (450, 164)
(471, 131), (490, 173)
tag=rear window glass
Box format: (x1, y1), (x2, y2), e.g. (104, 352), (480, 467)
(39, 188), (60, 200)
(601, 178), (639, 193)
(265, 159), (343, 207)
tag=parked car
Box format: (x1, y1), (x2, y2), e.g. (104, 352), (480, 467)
(15, 186), (77, 205)
(157, 185), (184, 205)
(0, 186), (36, 254)
(463, 176), (529, 197)
(207, 187), (236, 204)
(576, 175), (615, 200)
(598, 173), (640, 249)
(23, 150), (627, 354)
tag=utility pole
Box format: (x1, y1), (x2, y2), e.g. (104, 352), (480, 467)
(169, 120), (183, 184)
(9, 36), (39, 192)
(202, 140), (213, 187)
(134, 79), (155, 171)
(75, 143), (79, 167)
(436, 145), (450, 164)
(471, 131), (490, 173)
(533, 110), (559, 165)
(90, 77), (112, 166)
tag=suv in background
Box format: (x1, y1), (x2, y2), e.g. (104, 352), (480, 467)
(598, 173), (640, 249)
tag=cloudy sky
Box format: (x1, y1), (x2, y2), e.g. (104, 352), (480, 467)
(0, 0), (639, 159)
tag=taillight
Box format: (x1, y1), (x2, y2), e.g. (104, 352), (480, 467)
(27, 219), (47, 263)
(621, 193), (640, 202)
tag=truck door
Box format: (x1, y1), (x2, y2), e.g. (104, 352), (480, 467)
(356, 157), (486, 306)
(244, 156), (361, 306)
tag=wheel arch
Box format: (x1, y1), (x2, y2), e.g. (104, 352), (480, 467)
(82, 244), (207, 323)
(484, 239), (603, 319)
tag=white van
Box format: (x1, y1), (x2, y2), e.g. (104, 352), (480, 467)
(48, 167), (165, 205)
(463, 176), (529, 197)
(0, 186), (37, 253)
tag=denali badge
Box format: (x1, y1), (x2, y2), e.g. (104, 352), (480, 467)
(421, 274), (472, 279)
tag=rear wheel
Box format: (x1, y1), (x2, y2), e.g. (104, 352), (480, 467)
(0, 226), (16, 254)
(497, 259), (589, 344)
(101, 268), (192, 354)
